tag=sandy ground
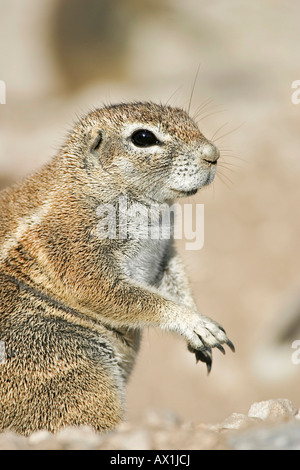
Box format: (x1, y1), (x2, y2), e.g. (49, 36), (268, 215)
(0, 399), (299, 450)
(0, 0), (300, 448)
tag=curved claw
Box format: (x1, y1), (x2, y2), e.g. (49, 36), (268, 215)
(187, 342), (235, 375)
(215, 343), (226, 355)
(188, 345), (212, 374)
(197, 349), (212, 371)
(226, 339), (235, 353)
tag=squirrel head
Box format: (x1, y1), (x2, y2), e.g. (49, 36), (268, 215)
(64, 102), (220, 203)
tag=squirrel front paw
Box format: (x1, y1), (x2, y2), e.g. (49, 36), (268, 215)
(186, 314), (235, 373)
(164, 310), (235, 374)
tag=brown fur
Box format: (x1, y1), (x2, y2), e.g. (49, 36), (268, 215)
(0, 102), (234, 435)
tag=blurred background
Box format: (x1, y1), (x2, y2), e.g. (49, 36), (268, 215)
(0, 0), (299, 425)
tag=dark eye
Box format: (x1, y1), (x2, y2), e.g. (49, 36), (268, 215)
(131, 129), (161, 147)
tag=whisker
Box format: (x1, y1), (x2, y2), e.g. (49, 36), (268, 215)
(210, 122), (229, 141)
(217, 163), (236, 173)
(216, 173), (232, 190)
(192, 97), (214, 120)
(212, 122), (245, 143)
(165, 85), (183, 107)
(219, 160), (244, 169)
(196, 109), (226, 123)
(216, 169), (234, 185)
(218, 147), (235, 151)
(187, 64), (201, 115)
(222, 155), (248, 164)
(193, 103), (223, 121)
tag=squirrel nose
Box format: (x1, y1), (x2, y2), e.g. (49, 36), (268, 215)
(200, 142), (220, 164)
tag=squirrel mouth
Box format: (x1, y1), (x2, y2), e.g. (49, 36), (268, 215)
(182, 188), (198, 196)
(170, 188), (199, 197)
(170, 171), (214, 196)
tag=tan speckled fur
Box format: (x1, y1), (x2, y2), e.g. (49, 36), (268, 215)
(0, 102), (234, 435)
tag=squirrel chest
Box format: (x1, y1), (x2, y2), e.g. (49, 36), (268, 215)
(123, 238), (171, 287)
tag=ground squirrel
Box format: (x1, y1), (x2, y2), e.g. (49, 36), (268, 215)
(0, 102), (234, 435)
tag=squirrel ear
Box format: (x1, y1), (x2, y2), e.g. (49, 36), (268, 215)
(90, 129), (103, 151)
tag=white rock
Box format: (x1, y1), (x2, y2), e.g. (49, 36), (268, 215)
(248, 399), (297, 421)
(28, 430), (52, 445)
(56, 425), (102, 449)
(220, 413), (255, 430)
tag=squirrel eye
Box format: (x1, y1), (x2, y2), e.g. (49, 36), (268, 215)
(131, 129), (161, 147)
